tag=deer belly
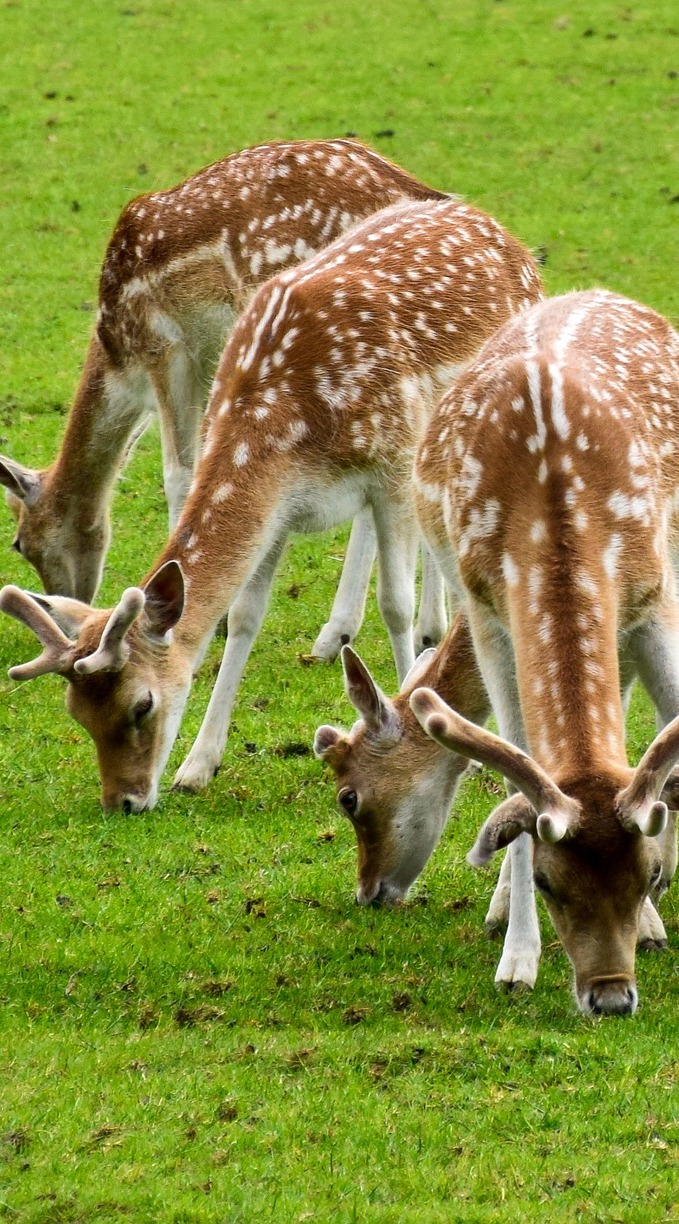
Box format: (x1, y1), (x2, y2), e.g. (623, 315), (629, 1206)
(285, 471), (372, 535)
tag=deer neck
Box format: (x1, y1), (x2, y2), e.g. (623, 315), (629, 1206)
(149, 434), (289, 662)
(47, 333), (149, 525)
(506, 543), (627, 782)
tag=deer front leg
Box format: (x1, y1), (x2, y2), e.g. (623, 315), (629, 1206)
(173, 534), (286, 793)
(638, 894), (668, 952)
(467, 598), (541, 990)
(149, 348), (204, 531)
(311, 506), (376, 660)
(627, 607), (679, 898)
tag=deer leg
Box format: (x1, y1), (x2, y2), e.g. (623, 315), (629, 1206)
(173, 533), (287, 793)
(149, 349), (204, 530)
(414, 542), (448, 656)
(467, 598), (541, 991)
(638, 893), (670, 952)
(311, 506), (376, 661)
(485, 849), (512, 938)
(627, 608), (679, 903)
(371, 499), (419, 685)
(617, 636), (637, 718)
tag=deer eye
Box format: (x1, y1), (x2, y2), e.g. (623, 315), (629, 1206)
(338, 788), (358, 817)
(649, 863), (663, 890)
(534, 872), (553, 899)
(133, 692), (154, 724)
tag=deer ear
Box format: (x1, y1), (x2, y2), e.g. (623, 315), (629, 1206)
(467, 793), (537, 866)
(340, 645), (400, 738)
(314, 725), (343, 759)
(142, 561), (185, 638)
(0, 456), (43, 507)
(400, 647), (437, 693)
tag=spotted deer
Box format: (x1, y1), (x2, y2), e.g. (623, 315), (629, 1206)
(0, 138), (450, 657)
(318, 289), (679, 1014)
(0, 196), (543, 806)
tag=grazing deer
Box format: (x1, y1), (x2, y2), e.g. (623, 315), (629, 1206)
(0, 138), (450, 657)
(0, 196), (543, 806)
(319, 288), (679, 1014)
(314, 615), (491, 905)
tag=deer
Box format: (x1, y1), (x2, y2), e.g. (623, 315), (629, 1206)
(315, 289), (679, 1015)
(0, 138), (452, 659)
(0, 196), (543, 807)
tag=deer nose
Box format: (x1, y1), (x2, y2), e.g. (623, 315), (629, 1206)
(584, 980), (638, 1017)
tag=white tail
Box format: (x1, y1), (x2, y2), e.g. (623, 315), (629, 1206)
(0, 195), (543, 808)
(0, 138), (448, 655)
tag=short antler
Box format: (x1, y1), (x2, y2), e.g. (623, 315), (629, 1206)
(73, 588), (145, 675)
(616, 713), (679, 836)
(0, 585), (74, 680)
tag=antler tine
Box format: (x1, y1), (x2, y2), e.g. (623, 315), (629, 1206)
(74, 588), (145, 676)
(0, 585), (74, 681)
(618, 712), (679, 835)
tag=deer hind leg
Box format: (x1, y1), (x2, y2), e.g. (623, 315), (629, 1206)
(413, 542), (448, 656)
(310, 506), (377, 661)
(149, 348), (204, 530)
(173, 532), (287, 793)
(371, 497), (419, 685)
(311, 517), (448, 663)
(467, 597), (541, 991)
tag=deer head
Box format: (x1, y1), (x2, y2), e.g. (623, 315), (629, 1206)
(314, 616), (490, 904)
(0, 561), (190, 811)
(411, 687), (676, 1015)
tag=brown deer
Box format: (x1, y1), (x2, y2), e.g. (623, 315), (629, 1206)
(0, 196), (543, 804)
(0, 138), (450, 658)
(316, 289), (679, 1014)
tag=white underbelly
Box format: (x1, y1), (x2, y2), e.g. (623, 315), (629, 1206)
(284, 471), (374, 535)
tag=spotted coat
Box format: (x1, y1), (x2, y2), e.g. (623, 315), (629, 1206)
(415, 288), (679, 782)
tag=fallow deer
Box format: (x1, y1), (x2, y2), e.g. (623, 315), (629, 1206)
(316, 289), (679, 1014)
(0, 138), (450, 657)
(0, 196), (543, 805)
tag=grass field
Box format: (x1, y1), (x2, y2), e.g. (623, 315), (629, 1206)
(1, 1), (679, 1219)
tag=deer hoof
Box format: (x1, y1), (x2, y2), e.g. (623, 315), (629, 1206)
(496, 978), (533, 995)
(494, 946), (539, 992)
(173, 756), (218, 793)
(638, 937), (668, 953)
(310, 623), (353, 661)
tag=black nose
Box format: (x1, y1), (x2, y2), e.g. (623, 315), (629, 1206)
(586, 983), (636, 1016)
(121, 798), (133, 815)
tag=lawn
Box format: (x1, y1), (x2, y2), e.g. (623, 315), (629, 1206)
(0, 1), (678, 1219)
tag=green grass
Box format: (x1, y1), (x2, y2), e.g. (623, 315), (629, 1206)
(1, 0), (679, 1219)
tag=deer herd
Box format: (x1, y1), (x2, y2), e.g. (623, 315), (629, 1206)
(2, 138), (679, 1016)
